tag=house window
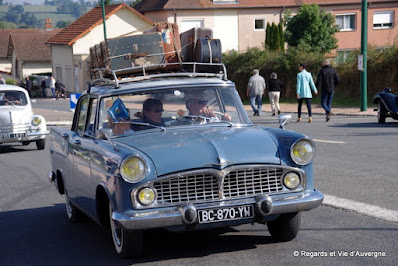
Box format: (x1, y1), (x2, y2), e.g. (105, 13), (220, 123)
(55, 66), (62, 81)
(336, 49), (356, 63)
(373, 11), (394, 29)
(336, 13), (356, 31)
(254, 19), (265, 31)
(181, 20), (204, 33)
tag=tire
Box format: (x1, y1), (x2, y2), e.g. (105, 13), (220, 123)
(36, 139), (45, 150)
(109, 202), (144, 258)
(378, 101), (386, 124)
(22, 141), (30, 146)
(267, 212), (301, 242)
(65, 193), (83, 223)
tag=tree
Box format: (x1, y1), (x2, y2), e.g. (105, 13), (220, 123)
(0, 21), (17, 28)
(265, 22), (271, 48)
(278, 22), (285, 52)
(284, 4), (338, 53)
(56, 20), (71, 28)
(9, 5), (24, 14)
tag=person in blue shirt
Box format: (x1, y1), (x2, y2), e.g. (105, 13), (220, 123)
(296, 63), (318, 123)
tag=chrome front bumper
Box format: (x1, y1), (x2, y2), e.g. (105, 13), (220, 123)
(113, 190), (324, 230)
(0, 130), (48, 143)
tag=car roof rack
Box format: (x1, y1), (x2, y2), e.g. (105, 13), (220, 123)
(89, 62), (228, 88)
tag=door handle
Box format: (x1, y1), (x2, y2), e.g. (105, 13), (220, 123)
(74, 139), (81, 145)
(62, 133), (69, 139)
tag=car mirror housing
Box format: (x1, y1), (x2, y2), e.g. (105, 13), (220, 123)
(278, 114), (292, 130)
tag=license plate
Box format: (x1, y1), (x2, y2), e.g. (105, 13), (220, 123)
(10, 133), (26, 138)
(198, 205), (254, 223)
(0, 133), (26, 139)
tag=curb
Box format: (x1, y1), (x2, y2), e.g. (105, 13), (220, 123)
(47, 121), (72, 126)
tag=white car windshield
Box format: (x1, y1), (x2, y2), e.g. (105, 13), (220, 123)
(0, 91), (27, 106)
(98, 86), (250, 136)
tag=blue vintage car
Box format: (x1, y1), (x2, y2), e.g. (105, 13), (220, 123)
(49, 64), (323, 258)
(373, 87), (398, 123)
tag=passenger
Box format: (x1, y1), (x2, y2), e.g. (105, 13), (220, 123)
(185, 91), (231, 122)
(107, 98), (132, 135)
(141, 98), (165, 126)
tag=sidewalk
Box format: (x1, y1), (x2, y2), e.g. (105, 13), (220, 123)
(244, 103), (376, 117)
(34, 103), (376, 126)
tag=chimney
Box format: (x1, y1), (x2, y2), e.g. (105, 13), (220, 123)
(45, 18), (53, 31)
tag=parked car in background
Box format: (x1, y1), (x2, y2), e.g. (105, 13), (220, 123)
(0, 84), (48, 149)
(48, 62), (324, 258)
(373, 87), (398, 124)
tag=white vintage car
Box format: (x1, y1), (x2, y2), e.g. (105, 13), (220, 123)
(0, 84), (48, 150)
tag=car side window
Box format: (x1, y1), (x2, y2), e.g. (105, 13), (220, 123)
(76, 97), (89, 135)
(85, 98), (98, 136)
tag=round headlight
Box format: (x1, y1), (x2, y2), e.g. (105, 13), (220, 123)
(283, 172), (300, 189)
(290, 138), (315, 165)
(137, 188), (156, 205)
(32, 117), (42, 126)
(120, 156), (146, 183)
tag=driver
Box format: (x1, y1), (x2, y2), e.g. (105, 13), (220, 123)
(185, 91), (231, 122)
(4, 94), (21, 105)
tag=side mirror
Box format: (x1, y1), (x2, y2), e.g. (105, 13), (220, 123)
(278, 114), (292, 130)
(96, 128), (113, 140)
(383, 87), (392, 93)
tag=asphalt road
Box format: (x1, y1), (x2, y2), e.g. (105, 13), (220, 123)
(0, 105), (397, 265)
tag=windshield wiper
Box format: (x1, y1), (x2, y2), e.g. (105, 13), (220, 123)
(115, 121), (166, 132)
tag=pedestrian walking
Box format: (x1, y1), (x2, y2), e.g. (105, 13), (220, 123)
(246, 69), (266, 116)
(25, 77), (32, 97)
(316, 60), (340, 122)
(296, 63), (318, 123)
(50, 76), (56, 100)
(268, 72), (284, 116)
(0, 74), (5, 84)
(41, 78), (47, 98)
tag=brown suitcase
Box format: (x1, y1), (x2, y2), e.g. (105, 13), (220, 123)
(180, 27), (213, 62)
(144, 22), (182, 66)
(90, 32), (167, 76)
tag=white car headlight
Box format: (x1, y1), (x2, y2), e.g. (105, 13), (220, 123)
(120, 156), (146, 183)
(137, 187), (156, 205)
(32, 117), (42, 126)
(290, 138), (315, 165)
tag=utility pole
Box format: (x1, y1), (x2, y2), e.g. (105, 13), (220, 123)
(360, 0), (367, 111)
(101, 0), (107, 41)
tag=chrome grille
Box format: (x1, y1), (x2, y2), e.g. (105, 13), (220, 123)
(153, 173), (219, 204)
(223, 168), (283, 198)
(150, 166), (287, 207)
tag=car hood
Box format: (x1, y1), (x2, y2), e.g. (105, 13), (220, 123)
(115, 126), (280, 176)
(0, 107), (32, 124)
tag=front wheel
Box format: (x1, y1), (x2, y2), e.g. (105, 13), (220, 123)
(267, 212), (301, 242)
(378, 101), (386, 124)
(36, 139), (45, 150)
(109, 202), (144, 258)
(22, 141), (30, 146)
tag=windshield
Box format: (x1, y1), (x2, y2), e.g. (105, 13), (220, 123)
(98, 86), (250, 136)
(0, 91), (28, 106)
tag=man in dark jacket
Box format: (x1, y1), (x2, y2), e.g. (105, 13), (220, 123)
(316, 60), (340, 121)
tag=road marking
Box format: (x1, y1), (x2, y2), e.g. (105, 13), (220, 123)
(323, 194), (398, 223)
(313, 139), (346, 144)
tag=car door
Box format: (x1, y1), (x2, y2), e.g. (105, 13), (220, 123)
(67, 96), (98, 214)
